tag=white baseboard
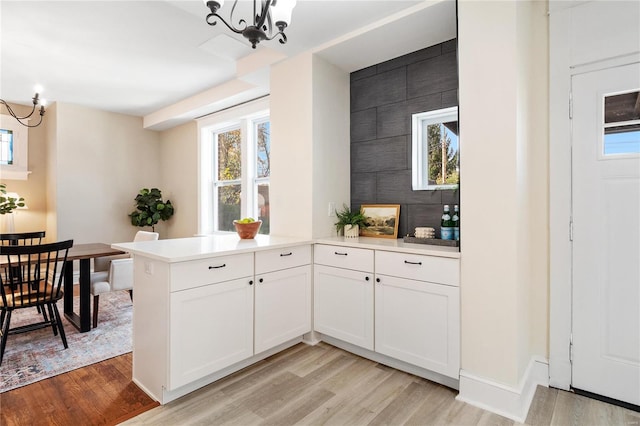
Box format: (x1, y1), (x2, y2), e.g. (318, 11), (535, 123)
(456, 356), (549, 423)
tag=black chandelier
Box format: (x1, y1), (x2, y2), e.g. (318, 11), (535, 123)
(203, 0), (296, 49)
(0, 93), (45, 128)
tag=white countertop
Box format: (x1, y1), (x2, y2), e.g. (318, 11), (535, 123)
(112, 233), (313, 263)
(315, 236), (460, 258)
(112, 233), (460, 262)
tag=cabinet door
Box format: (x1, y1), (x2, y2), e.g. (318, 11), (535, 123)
(314, 265), (374, 350)
(255, 265), (312, 354)
(169, 277), (254, 389)
(375, 274), (459, 378)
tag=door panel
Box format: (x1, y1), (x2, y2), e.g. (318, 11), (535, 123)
(571, 62), (640, 406)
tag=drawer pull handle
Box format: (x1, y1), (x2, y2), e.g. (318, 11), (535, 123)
(334, 251), (348, 256)
(259, 278), (264, 283)
(280, 252), (293, 257)
(249, 280), (254, 285)
(365, 276), (370, 281)
(404, 260), (422, 265)
(208, 264), (227, 269)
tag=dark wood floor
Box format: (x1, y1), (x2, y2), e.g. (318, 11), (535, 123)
(2, 343), (638, 426)
(0, 352), (158, 426)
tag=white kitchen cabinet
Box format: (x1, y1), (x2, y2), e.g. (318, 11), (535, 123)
(374, 250), (460, 379)
(314, 244), (374, 350)
(255, 265), (311, 353)
(254, 245), (312, 354)
(118, 234), (460, 405)
(169, 276), (254, 389)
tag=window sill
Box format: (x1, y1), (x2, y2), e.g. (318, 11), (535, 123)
(0, 169), (32, 180)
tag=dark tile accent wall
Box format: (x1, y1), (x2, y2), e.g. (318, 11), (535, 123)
(350, 39), (460, 239)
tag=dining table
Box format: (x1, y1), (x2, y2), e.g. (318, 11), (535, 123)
(63, 243), (126, 332)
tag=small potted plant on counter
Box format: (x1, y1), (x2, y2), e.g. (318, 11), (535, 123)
(334, 204), (367, 238)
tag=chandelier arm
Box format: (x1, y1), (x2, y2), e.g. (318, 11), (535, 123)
(265, 7), (273, 34)
(19, 114), (44, 128)
(264, 30), (287, 45)
(230, 0), (248, 30)
(0, 100), (44, 127)
(205, 12), (244, 33)
(0, 99), (38, 121)
(254, 0), (273, 32)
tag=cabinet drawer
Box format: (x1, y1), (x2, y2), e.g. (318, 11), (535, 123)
(255, 245), (311, 274)
(314, 244), (374, 272)
(375, 251), (459, 286)
(170, 253), (254, 292)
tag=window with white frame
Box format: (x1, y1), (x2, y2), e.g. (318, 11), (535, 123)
(0, 114), (31, 180)
(199, 99), (271, 234)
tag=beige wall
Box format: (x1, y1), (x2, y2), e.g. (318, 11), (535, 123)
(3, 101), (196, 242)
(458, 0), (549, 386)
(0, 102), (49, 236)
(159, 120), (198, 239)
(311, 55), (350, 238)
(270, 52), (351, 238)
(54, 103), (162, 244)
(270, 52), (315, 237)
(520, 0), (549, 366)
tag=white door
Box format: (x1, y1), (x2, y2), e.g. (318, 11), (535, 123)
(571, 61), (640, 406)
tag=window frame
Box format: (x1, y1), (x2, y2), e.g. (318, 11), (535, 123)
(0, 114), (31, 180)
(198, 98), (270, 235)
(600, 88), (640, 160)
(411, 106), (460, 190)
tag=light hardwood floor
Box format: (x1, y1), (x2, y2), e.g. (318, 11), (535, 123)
(122, 342), (640, 425)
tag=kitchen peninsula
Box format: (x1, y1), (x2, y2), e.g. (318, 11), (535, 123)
(114, 234), (460, 404)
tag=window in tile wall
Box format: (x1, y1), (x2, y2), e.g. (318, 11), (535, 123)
(199, 99), (270, 234)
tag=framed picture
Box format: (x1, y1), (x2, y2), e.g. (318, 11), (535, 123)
(360, 204), (400, 239)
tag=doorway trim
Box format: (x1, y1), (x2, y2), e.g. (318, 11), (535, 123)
(549, 0), (640, 390)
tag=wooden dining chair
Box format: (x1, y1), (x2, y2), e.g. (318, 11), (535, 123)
(1, 231), (48, 317)
(0, 231), (46, 247)
(0, 239), (74, 366)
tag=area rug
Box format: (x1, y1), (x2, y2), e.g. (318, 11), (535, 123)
(0, 291), (132, 393)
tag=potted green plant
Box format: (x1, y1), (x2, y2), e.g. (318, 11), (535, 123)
(0, 183), (25, 215)
(334, 204), (368, 238)
(129, 188), (174, 232)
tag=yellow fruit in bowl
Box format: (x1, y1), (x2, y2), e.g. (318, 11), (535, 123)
(233, 218), (262, 239)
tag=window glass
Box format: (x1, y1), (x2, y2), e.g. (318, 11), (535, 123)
(217, 183), (241, 232)
(603, 90), (640, 156)
(425, 120), (459, 185)
(215, 128), (242, 232)
(256, 121), (270, 179)
(257, 182), (270, 234)
(217, 128), (241, 181)
(255, 120), (270, 234)
(0, 129), (14, 165)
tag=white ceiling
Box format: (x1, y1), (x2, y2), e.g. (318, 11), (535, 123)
(1, 0), (456, 129)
